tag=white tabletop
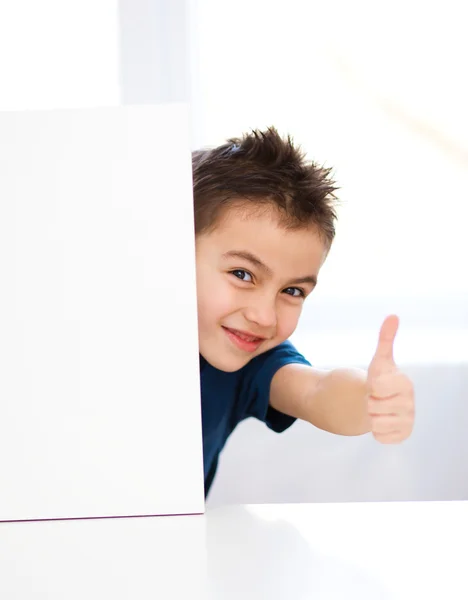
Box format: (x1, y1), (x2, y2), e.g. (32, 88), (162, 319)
(1, 501), (466, 599)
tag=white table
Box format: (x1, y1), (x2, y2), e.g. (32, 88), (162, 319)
(1, 502), (466, 599)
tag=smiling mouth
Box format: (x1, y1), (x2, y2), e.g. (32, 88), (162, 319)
(223, 327), (264, 342)
(222, 327), (266, 352)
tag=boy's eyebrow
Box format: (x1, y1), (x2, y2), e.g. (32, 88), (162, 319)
(222, 250), (273, 275)
(222, 250), (317, 287)
(289, 275), (317, 287)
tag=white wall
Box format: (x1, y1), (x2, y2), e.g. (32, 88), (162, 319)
(118, 0), (190, 105)
(0, 1), (121, 110)
(0, 1), (192, 117)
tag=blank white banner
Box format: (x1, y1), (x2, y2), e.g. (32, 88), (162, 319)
(0, 104), (204, 521)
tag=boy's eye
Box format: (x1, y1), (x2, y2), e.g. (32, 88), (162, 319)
(231, 269), (253, 282)
(283, 287), (305, 298)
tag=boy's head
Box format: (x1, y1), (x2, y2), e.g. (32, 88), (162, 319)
(193, 127), (338, 372)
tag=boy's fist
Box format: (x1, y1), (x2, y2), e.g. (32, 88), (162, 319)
(367, 315), (415, 443)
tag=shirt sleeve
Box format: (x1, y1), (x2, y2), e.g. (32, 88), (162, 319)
(235, 340), (312, 433)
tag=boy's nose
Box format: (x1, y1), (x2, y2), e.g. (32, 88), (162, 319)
(243, 297), (277, 332)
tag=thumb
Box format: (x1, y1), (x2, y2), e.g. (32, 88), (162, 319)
(369, 314), (399, 377)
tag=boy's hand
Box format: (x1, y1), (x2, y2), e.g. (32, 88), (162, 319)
(367, 315), (415, 444)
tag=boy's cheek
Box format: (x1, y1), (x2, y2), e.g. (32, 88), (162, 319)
(276, 306), (302, 341)
(197, 279), (234, 323)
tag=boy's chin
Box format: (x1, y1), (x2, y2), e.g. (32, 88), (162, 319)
(199, 343), (251, 372)
(203, 352), (248, 373)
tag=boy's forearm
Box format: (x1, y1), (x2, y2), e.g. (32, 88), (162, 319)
(307, 367), (372, 436)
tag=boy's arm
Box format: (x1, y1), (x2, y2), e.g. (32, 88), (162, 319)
(270, 364), (372, 436)
(269, 315), (415, 443)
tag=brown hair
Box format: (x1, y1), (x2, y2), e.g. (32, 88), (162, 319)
(192, 127), (339, 248)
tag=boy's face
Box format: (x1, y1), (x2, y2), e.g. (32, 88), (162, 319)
(195, 206), (328, 372)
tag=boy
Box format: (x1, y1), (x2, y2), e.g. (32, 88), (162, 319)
(192, 128), (415, 497)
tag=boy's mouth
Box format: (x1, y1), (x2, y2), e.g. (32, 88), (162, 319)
(222, 326), (265, 353)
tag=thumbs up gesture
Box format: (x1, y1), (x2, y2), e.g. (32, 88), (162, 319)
(367, 315), (415, 443)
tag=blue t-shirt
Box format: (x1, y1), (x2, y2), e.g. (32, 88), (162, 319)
(200, 339), (311, 496)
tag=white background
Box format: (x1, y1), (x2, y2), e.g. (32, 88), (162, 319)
(1, 0), (466, 507)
